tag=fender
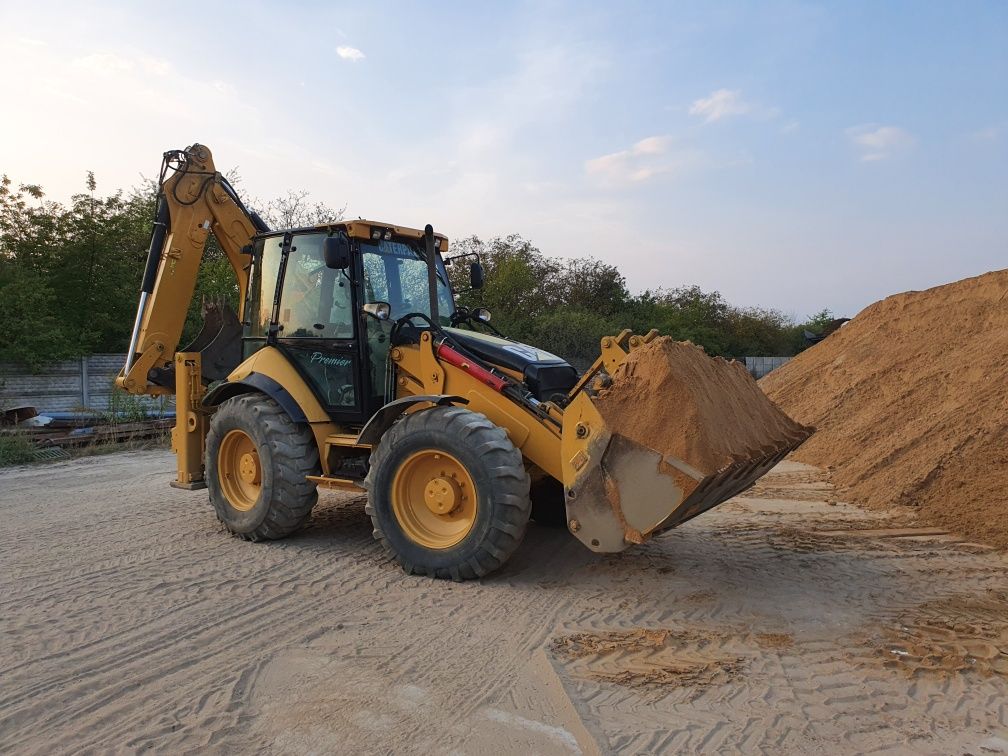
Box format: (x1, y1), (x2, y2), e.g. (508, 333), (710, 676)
(357, 394), (467, 446)
(203, 373), (308, 424)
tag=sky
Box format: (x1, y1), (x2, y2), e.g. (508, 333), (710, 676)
(0, 0), (1005, 318)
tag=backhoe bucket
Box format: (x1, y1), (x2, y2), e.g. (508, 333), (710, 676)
(145, 299), (243, 391)
(562, 337), (813, 553)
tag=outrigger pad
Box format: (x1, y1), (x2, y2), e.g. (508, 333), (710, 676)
(169, 480), (208, 491)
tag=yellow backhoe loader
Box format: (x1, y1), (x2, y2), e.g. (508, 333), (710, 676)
(118, 144), (811, 580)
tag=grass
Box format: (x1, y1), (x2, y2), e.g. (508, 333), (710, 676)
(0, 432), (172, 468)
(1, 388), (173, 468)
(72, 432), (172, 459)
(1, 394), (173, 467)
(102, 388), (165, 424)
(0, 433), (38, 466)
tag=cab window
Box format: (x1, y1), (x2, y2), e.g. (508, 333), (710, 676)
(278, 232), (354, 339)
(360, 239), (453, 325)
(248, 236), (282, 339)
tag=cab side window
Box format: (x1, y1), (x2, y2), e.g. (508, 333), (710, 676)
(279, 232), (354, 339)
(248, 236), (282, 339)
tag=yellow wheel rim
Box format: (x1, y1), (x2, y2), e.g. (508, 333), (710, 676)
(391, 450), (477, 549)
(218, 429), (262, 512)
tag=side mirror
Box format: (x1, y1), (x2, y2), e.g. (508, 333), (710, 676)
(362, 301), (391, 321)
(469, 261), (485, 289)
(473, 307), (491, 323)
(323, 232), (351, 269)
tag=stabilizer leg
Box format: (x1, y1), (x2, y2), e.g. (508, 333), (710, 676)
(169, 351), (209, 490)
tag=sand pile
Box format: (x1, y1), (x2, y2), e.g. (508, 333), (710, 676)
(761, 269), (1008, 547)
(595, 337), (812, 474)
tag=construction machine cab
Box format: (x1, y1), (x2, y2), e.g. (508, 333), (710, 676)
(239, 223), (458, 421)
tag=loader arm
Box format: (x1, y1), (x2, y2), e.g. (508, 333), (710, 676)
(117, 144), (264, 396)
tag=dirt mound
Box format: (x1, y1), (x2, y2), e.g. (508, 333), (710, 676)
(595, 337), (812, 474)
(761, 269), (1008, 547)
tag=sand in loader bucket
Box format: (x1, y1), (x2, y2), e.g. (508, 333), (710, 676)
(580, 337), (813, 546)
(596, 338), (812, 474)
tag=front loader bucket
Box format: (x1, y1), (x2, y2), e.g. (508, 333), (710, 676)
(561, 337), (813, 553)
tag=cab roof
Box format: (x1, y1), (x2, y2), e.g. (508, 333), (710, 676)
(259, 219), (449, 253)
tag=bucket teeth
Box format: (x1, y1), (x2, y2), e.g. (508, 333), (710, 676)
(656, 428), (812, 529)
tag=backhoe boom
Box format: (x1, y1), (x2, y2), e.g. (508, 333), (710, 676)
(117, 144), (263, 396)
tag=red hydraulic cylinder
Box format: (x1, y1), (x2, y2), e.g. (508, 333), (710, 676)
(435, 342), (508, 392)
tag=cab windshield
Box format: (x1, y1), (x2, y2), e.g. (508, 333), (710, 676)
(360, 239), (454, 326)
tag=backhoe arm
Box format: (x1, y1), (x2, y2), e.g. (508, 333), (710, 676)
(118, 144), (264, 395)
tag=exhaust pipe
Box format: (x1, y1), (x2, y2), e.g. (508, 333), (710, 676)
(424, 224), (439, 327)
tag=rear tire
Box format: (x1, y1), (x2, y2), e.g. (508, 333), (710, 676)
(365, 406), (531, 580)
(206, 393), (320, 541)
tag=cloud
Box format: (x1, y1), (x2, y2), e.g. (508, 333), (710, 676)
(69, 51), (174, 82)
(689, 88), (751, 122)
(846, 124), (916, 161)
(336, 46), (365, 62)
(384, 41), (608, 199)
(0, 37), (269, 199)
(585, 135), (698, 184)
(969, 125), (1002, 143)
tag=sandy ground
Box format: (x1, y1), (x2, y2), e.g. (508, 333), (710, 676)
(2, 451), (1008, 755)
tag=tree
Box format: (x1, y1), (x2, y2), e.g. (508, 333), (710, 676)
(0, 170), (353, 369)
(54, 173), (153, 353)
(0, 167), (827, 372)
(443, 232), (824, 364)
(253, 189), (345, 229)
(0, 176), (75, 367)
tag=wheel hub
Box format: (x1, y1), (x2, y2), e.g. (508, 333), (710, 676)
(217, 429), (262, 512)
(391, 450), (477, 549)
(424, 476), (461, 514)
(239, 452), (261, 484)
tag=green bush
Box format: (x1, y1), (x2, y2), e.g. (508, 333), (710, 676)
(451, 234), (836, 363)
(103, 388), (154, 423)
(0, 434), (36, 466)
(1, 167), (835, 375)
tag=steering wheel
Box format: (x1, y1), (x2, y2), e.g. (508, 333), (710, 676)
(394, 312), (432, 327)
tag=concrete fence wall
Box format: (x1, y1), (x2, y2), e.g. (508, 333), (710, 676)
(0, 354), (172, 413)
(2, 351), (792, 412)
(745, 356), (792, 380)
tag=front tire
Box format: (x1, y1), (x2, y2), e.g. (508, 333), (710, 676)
(206, 393), (320, 541)
(365, 406), (531, 580)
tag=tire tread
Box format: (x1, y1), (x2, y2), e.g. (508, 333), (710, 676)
(364, 406), (531, 580)
(206, 393), (319, 541)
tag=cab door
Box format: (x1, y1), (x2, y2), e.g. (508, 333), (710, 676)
(358, 238), (456, 415)
(273, 231), (365, 422)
